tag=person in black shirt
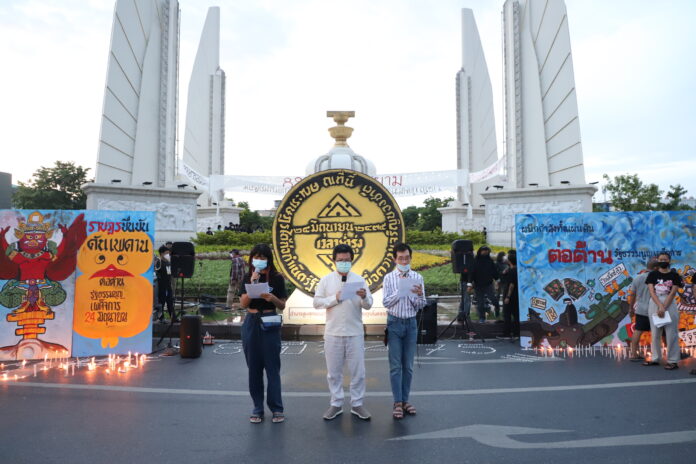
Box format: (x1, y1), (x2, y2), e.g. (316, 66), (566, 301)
(644, 252), (683, 369)
(154, 245), (177, 322)
(469, 246), (499, 322)
(239, 244), (287, 423)
(499, 253), (519, 339)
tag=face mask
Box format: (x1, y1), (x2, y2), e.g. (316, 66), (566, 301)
(396, 263), (411, 272)
(162, 254), (170, 262)
(658, 262), (670, 269)
(252, 259), (267, 271)
(335, 261), (352, 274)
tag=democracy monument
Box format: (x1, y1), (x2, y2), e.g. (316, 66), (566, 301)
(82, 0), (596, 248)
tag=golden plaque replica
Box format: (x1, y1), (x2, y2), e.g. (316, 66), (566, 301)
(273, 169), (405, 295)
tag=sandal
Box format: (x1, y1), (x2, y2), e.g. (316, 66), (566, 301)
(664, 363), (679, 370)
(402, 402), (417, 416)
(392, 403), (404, 420)
(272, 412), (285, 423)
(642, 361), (659, 366)
(249, 414), (264, 424)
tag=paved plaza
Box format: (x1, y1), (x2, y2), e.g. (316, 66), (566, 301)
(2, 339), (695, 463)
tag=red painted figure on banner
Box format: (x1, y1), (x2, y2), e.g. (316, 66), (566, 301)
(0, 211), (86, 360)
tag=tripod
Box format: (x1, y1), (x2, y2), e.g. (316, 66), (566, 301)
(155, 272), (187, 352)
(438, 282), (485, 342)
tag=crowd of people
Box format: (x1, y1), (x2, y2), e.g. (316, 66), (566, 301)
(150, 239), (687, 424)
(458, 247), (520, 339)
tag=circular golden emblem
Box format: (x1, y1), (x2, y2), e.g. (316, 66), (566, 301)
(273, 169), (405, 295)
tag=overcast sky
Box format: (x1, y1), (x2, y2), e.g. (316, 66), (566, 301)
(1, 0), (694, 209)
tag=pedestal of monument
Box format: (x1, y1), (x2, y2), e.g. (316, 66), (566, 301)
(439, 205), (486, 234)
(83, 183), (200, 244)
(481, 185), (597, 248)
(197, 206), (242, 232)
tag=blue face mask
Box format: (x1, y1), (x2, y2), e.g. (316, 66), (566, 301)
(396, 263), (410, 272)
(252, 259), (268, 271)
(335, 261), (352, 274)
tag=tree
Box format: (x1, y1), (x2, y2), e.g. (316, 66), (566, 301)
(13, 161), (91, 210)
(602, 173), (662, 211)
(663, 184), (689, 210)
(417, 196), (454, 231)
(401, 206), (420, 229)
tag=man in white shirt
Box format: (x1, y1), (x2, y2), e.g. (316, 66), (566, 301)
(382, 243), (426, 419)
(314, 244), (373, 420)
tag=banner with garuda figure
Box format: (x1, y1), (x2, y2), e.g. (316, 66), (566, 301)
(0, 210), (154, 360)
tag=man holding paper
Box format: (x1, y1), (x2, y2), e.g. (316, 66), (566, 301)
(313, 244), (373, 421)
(644, 252), (683, 370)
(382, 243), (426, 420)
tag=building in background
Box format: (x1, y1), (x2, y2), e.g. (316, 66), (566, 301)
(83, 0), (206, 243)
(441, 1), (596, 247)
(0, 172), (12, 209)
(181, 7), (240, 231)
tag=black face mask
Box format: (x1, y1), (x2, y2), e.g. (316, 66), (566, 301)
(658, 262), (670, 269)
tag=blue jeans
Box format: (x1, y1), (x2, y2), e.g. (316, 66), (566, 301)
(242, 313), (283, 415)
(387, 315), (417, 403)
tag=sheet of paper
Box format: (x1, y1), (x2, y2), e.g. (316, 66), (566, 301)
(397, 278), (421, 299)
(245, 282), (270, 299)
(651, 312), (671, 328)
(341, 281), (365, 299)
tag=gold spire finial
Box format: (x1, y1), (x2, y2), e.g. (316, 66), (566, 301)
(326, 111), (355, 147)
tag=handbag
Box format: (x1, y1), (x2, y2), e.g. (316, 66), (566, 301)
(260, 314), (282, 331)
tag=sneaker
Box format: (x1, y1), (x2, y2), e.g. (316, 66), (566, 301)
(323, 406), (343, 420)
(350, 405), (371, 420)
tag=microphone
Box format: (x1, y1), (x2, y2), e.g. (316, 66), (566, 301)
(341, 275), (347, 283)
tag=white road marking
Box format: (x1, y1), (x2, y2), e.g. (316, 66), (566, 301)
(391, 424), (696, 448)
(4, 377), (696, 397)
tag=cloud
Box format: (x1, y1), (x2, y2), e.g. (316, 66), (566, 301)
(1, 0), (694, 211)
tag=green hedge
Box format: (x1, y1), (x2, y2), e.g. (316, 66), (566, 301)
(192, 230), (272, 247)
(406, 229), (485, 245)
(193, 229), (484, 248)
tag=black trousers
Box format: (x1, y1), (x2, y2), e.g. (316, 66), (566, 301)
(158, 283), (175, 319)
(503, 296), (520, 337)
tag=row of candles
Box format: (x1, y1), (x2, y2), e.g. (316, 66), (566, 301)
(526, 344), (696, 360)
(0, 351), (151, 381)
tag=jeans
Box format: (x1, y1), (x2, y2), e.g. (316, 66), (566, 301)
(241, 313), (283, 415)
(475, 283), (497, 321)
(387, 315), (418, 403)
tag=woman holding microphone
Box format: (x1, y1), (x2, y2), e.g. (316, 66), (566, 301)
(239, 244), (287, 423)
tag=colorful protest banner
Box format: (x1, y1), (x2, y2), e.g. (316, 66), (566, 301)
(0, 210), (154, 360)
(515, 211), (696, 348)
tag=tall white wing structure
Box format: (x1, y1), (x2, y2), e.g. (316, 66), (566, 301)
(183, 6), (225, 201)
(503, 0), (586, 188)
(457, 9), (500, 210)
(95, 0), (179, 188)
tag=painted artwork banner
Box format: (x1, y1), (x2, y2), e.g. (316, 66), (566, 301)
(515, 211), (696, 349)
(0, 210), (154, 360)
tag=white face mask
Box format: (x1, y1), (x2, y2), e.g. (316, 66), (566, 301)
(162, 254), (170, 262)
(252, 259), (268, 271)
(335, 261), (352, 274)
